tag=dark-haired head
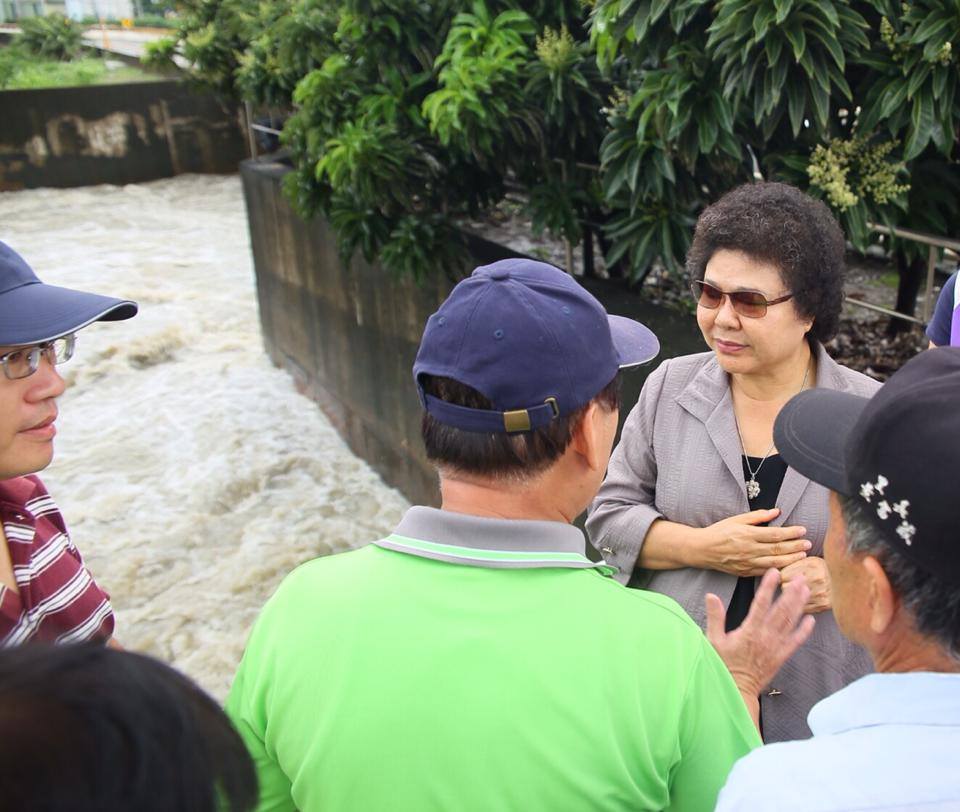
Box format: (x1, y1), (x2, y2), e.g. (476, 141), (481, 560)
(0, 643), (257, 812)
(686, 181), (846, 343)
(420, 373), (620, 481)
(837, 494), (960, 663)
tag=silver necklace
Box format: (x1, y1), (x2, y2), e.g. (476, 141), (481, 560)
(735, 364), (810, 500)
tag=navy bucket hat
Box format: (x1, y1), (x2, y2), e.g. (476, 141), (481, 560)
(0, 241), (137, 345)
(413, 259), (660, 433)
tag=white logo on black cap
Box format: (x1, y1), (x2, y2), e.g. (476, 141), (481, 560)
(896, 522), (917, 545)
(859, 474), (887, 501)
(860, 476), (914, 546)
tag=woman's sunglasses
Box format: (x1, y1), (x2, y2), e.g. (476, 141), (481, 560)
(690, 280), (794, 319)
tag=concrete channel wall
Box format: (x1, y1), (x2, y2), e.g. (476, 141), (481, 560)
(0, 80), (247, 190)
(240, 157), (703, 507)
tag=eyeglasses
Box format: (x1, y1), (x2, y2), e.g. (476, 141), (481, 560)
(0, 334), (76, 380)
(690, 280), (794, 319)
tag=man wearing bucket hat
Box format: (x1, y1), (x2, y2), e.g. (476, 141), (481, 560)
(0, 241), (137, 647)
(227, 258), (812, 812)
(716, 347), (960, 811)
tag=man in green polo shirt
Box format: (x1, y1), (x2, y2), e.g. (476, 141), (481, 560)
(227, 259), (812, 811)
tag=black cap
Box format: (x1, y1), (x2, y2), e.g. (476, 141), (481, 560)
(774, 348), (960, 582)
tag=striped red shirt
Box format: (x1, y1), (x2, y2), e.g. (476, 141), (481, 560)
(0, 475), (114, 646)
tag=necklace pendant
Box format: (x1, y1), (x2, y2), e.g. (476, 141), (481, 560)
(747, 478), (761, 499)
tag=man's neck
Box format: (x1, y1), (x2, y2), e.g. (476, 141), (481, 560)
(439, 474), (574, 524)
(871, 619), (960, 674)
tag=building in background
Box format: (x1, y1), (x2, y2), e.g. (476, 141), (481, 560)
(1, 0), (43, 19)
(1, 0), (133, 20)
(64, 0), (134, 20)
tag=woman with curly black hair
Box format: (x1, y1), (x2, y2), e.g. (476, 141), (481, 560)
(587, 181), (880, 742)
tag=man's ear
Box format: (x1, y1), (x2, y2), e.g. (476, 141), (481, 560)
(570, 401), (607, 472)
(862, 555), (898, 635)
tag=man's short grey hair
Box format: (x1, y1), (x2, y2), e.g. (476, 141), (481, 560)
(838, 493), (960, 662)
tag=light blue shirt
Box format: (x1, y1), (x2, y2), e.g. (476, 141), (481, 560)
(715, 672), (960, 811)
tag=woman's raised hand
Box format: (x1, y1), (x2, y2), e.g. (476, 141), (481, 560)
(694, 509), (811, 576)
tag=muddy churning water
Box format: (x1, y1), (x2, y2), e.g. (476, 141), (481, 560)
(0, 174), (410, 699)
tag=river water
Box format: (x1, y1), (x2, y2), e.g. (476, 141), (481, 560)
(0, 174), (410, 699)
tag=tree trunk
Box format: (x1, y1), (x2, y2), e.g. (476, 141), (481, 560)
(582, 223), (595, 278)
(888, 251), (925, 336)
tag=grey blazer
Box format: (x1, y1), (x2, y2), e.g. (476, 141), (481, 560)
(586, 344), (881, 742)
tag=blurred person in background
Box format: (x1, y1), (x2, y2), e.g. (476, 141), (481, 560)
(926, 268), (959, 347)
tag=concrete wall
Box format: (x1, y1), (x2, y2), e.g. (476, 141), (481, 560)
(0, 80), (246, 190)
(241, 158), (704, 508)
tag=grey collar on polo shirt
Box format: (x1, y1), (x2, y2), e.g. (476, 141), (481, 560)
(374, 506), (617, 575)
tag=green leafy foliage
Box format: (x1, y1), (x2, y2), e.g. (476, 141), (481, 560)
(0, 45), (157, 89)
(156, 0), (960, 289)
(149, 0), (611, 278)
(590, 0), (960, 283)
(379, 215), (466, 281)
(858, 0), (960, 160)
(141, 37), (181, 74)
(277, 0), (474, 278)
(133, 14), (179, 28)
(707, 0), (868, 138)
(235, 1), (337, 106)
(16, 13), (85, 61)
(523, 24), (609, 249)
(140, 0), (256, 96)
(0, 48), (16, 88)
(422, 4), (538, 163)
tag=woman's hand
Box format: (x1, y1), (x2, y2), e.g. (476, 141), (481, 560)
(692, 508), (811, 576)
(780, 556), (831, 613)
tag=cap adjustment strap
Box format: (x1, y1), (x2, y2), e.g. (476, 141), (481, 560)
(423, 393), (562, 434)
(503, 409), (531, 433)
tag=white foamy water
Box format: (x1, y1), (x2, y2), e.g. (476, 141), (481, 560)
(0, 174), (411, 699)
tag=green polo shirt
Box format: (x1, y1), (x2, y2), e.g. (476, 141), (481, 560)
(226, 507), (760, 811)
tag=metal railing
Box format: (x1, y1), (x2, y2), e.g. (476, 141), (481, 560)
(242, 102), (283, 160)
(850, 223), (960, 326)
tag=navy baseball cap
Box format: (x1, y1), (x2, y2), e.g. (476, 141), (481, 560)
(0, 241), (137, 345)
(413, 258), (660, 433)
(774, 347), (960, 582)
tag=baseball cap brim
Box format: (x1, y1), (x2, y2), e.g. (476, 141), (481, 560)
(608, 314), (660, 369)
(0, 282), (137, 346)
(773, 388), (871, 494)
